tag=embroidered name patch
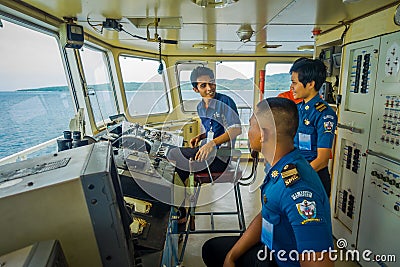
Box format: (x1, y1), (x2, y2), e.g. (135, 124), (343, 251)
(323, 115), (335, 120)
(291, 191), (313, 200)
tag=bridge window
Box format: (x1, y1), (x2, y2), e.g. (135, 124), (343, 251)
(264, 63), (292, 97)
(119, 56), (170, 116)
(176, 61), (254, 152)
(80, 46), (117, 125)
(217, 61), (255, 152)
(0, 19), (74, 161)
(176, 61), (206, 112)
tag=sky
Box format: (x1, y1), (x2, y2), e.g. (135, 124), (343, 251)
(0, 20), (68, 91)
(0, 18), (291, 92)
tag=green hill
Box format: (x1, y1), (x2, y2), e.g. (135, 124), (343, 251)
(17, 73), (291, 92)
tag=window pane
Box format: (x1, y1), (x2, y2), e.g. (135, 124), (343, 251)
(0, 20), (74, 160)
(80, 46), (117, 123)
(216, 61), (255, 152)
(177, 62), (206, 112)
(119, 56), (169, 116)
(264, 63), (292, 97)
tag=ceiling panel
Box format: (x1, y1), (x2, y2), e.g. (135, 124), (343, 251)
(13, 0), (400, 55)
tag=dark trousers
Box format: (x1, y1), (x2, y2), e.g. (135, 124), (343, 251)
(167, 146), (229, 183)
(317, 166), (331, 197)
(202, 236), (278, 267)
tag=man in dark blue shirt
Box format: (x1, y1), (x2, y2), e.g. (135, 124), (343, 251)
(202, 98), (333, 267)
(290, 59), (337, 197)
(168, 66), (242, 182)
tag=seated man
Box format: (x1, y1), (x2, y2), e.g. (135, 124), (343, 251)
(167, 66), (242, 183)
(202, 97), (333, 267)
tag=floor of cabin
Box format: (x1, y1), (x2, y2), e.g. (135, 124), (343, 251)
(179, 161), (361, 267)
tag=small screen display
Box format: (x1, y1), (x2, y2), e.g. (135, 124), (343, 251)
(71, 25), (83, 35)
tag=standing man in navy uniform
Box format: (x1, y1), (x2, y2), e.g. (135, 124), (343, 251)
(202, 98), (334, 267)
(290, 59), (337, 197)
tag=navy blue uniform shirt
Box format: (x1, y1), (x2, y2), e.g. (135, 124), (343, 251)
(260, 149), (333, 267)
(197, 92), (241, 147)
(294, 94), (337, 161)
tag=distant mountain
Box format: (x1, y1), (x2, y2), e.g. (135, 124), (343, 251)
(265, 73), (291, 91)
(18, 85), (69, 92)
(17, 73), (291, 92)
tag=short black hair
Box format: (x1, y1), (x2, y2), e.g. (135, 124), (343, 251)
(256, 97), (299, 139)
(190, 66), (215, 88)
(289, 58), (326, 91)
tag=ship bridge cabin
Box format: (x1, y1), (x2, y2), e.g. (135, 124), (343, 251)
(0, 0), (399, 266)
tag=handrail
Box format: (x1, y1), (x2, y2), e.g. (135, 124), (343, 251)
(367, 149), (400, 166)
(145, 118), (196, 127)
(0, 135), (61, 165)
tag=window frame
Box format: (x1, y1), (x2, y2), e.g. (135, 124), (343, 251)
(79, 44), (119, 128)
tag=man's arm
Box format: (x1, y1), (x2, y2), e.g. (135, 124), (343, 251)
(223, 212), (262, 266)
(195, 126), (242, 161)
(214, 126), (242, 146)
(309, 148), (331, 172)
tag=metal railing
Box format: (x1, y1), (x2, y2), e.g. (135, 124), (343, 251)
(0, 136), (61, 166)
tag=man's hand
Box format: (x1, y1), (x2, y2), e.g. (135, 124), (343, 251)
(195, 140), (216, 161)
(189, 136), (201, 148)
(189, 133), (205, 148)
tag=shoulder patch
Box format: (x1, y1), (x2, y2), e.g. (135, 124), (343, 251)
(281, 164), (300, 187)
(314, 102), (327, 112)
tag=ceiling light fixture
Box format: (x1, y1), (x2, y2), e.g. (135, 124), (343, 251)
(236, 24), (254, 43)
(297, 45), (314, 51)
(192, 43), (215, 49)
(342, 0), (362, 3)
(191, 0), (239, 8)
(262, 44), (282, 49)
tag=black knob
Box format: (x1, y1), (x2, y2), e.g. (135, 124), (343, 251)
(389, 179), (396, 185)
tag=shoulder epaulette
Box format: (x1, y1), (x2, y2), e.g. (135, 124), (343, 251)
(281, 164), (300, 187)
(314, 102), (327, 112)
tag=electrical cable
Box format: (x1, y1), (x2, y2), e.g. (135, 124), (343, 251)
(158, 38), (164, 74)
(86, 14), (103, 34)
(121, 28), (147, 40)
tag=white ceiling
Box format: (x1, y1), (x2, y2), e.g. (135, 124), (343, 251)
(12, 0), (400, 55)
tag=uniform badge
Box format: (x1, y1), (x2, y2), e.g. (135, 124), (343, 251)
(315, 102), (327, 112)
(281, 164), (300, 187)
(304, 119), (310, 125)
(263, 194), (267, 204)
(213, 112), (221, 118)
(305, 105), (309, 110)
(296, 199), (321, 224)
(271, 170), (279, 178)
(324, 121), (334, 132)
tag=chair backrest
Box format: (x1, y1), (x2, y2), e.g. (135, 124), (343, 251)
(194, 148), (242, 184)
